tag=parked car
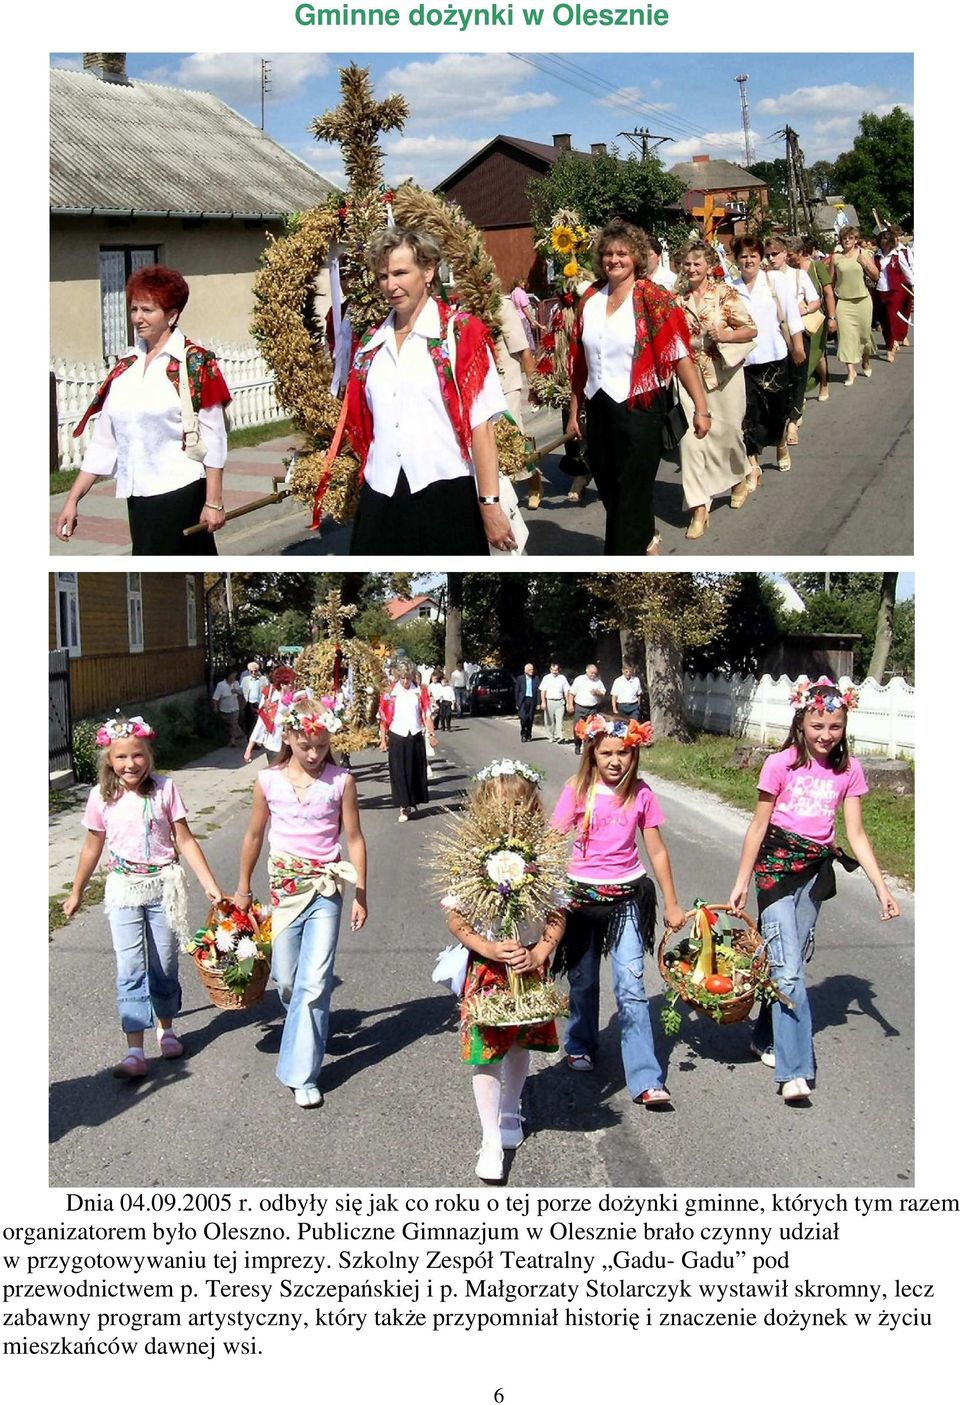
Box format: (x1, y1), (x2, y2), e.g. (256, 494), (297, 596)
(467, 668), (516, 716)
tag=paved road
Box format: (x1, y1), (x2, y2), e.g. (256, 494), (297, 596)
(217, 347), (913, 556)
(49, 717), (914, 1188)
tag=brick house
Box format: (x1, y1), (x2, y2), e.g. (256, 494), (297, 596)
(667, 155), (768, 248)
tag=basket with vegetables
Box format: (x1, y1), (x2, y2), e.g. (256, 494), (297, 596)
(188, 900), (273, 1010)
(657, 901), (790, 1034)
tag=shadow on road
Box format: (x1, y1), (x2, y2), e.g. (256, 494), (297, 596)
(811, 973), (902, 1040)
(319, 994), (455, 1094)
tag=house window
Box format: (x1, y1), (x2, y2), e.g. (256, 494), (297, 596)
(100, 247), (160, 359)
(418, 605), (432, 618)
(55, 572), (82, 658)
(186, 577), (198, 648)
(127, 573), (144, 653)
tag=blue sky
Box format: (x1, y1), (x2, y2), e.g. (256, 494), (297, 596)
(51, 52), (913, 193)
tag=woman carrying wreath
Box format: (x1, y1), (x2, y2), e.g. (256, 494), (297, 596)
(675, 241), (757, 539)
(566, 220), (711, 555)
(344, 227), (516, 555)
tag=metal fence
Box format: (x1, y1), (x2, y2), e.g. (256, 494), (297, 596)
(49, 648), (73, 780)
(684, 673), (915, 759)
(51, 342), (286, 470)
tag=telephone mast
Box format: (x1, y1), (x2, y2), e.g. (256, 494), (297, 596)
(735, 74), (755, 165)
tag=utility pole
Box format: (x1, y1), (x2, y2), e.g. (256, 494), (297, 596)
(735, 74), (755, 165)
(617, 128), (674, 159)
(776, 125), (815, 233)
(260, 58), (272, 131)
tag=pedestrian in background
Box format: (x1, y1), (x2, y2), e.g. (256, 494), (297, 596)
(515, 663), (541, 743)
(610, 662), (643, 720)
(569, 664), (606, 755)
(450, 661), (468, 718)
(212, 670), (243, 746)
(241, 661), (266, 737)
(540, 663), (571, 743)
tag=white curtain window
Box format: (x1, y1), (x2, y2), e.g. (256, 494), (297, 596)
(100, 247), (159, 358)
(55, 572), (81, 658)
(186, 577), (198, 648)
(127, 573), (144, 653)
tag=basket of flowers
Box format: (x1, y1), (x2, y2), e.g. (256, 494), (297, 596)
(657, 900), (790, 1034)
(427, 766), (570, 1027)
(188, 900), (273, 1010)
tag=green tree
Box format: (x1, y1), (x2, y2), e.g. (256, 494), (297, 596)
(783, 573), (914, 681)
(588, 574), (735, 739)
(806, 159), (837, 202)
(528, 148), (686, 242)
(832, 108), (914, 227)
(746, 159), (789, 220)
(686, 574), (784, 677)
(248, 608), (311, 658)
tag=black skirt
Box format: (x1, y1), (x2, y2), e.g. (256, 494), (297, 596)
(387, 731), (429, 809)
(743, 360), (790, 456)
(350, 470), (487, 556)
(126, 478), (218, 556)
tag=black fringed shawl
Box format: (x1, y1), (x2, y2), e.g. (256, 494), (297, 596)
(552, 875), (657, 977)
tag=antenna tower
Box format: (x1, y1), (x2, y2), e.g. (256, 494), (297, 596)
(735, 74), (755, 165)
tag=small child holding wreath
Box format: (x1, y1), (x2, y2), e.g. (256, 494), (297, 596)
(434, 759), (568, 1183)
(235, 692), (367, 1108)
(729, 677), (899, 1104)
(551, 715), (684, 1108)
(63, 715), (222, 1078)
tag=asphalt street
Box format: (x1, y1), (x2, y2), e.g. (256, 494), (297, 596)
(225, 345), (913, 557)
(49, 716), (914, 1189)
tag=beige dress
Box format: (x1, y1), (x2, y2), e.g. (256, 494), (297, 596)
(833, 252), (877, 363)
(677, 282), (756, 510)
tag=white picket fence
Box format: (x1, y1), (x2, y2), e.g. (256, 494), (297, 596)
(684, 673), (915, 759)
(52, 342), (286, 470)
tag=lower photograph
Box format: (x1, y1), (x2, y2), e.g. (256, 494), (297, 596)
(49, 568), (914, 1187)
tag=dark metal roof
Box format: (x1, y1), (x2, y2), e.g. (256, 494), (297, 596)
(436, 134), (592, 192)
(668, 158), (767, 190)
(50, 67), (337, 218)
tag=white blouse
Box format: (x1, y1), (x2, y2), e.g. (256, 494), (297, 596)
(389, 683), (426, 738)
(81, 329), (227, 499)
(728, 272), (803, 366)
(582, 286), (687, 404)
(362, 298), (506, 497)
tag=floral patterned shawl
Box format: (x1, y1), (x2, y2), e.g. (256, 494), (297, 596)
(568, 278), (692, 410)
(74, 341), (232, 438)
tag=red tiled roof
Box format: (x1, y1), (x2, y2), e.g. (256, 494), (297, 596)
(385, 595), (434, 621)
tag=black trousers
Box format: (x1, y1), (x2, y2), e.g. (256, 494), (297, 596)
(743, 361), (790, 456)
(573, 702), (594, 755)
(126, 478), (218, 556)
(518, 697), (537, 741)
(350, 470), (487, 556)
(787, 333), (811, 424)
(438, 700), (452, 731)
(585, 390), (663, 554)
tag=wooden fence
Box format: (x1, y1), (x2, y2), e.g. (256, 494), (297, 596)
(51, 342), (286, 470)
(49, 648), (73, 779)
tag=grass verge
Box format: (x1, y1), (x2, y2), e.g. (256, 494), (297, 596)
(49, 875), (106, 934)
(637, 734), (914, 888)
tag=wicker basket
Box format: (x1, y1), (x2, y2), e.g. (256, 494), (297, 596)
(192, 948), (271, 1010)
(657, 903), (765, 1026)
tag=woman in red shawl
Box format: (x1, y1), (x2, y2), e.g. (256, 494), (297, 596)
(55, 265), (231, 556)
(345, 227), (516, 555)
(567, 221), (711, 555)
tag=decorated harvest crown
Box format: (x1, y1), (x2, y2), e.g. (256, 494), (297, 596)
(96, 714), (156, 747)
(474, 758), (544, 787)
(277, 689), (342, 737)
(537, 207), (594, 287)
(574, 715), (653, 747)
(788, 676), (860, 714)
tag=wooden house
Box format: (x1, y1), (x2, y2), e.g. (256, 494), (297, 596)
(49, 571), (207, 724)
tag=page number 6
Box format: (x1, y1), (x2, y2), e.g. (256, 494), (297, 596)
(494, 1392), (504, 1403)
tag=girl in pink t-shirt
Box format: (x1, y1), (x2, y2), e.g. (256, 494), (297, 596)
(63, 715), (222, 1080)
(234, 694), (367, 1108)
(551, 715), (684, 1108)
(729, 678), (900, 1104)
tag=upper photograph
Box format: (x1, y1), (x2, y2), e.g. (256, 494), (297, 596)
(49, 52), (913, 559)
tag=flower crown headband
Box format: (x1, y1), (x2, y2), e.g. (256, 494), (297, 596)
(277, 689), (342, 737)
(574, 715), (653, 747)
(788, 676), (860, 714)
(96, 714), (156, 747)
(474, 758), (544, 787)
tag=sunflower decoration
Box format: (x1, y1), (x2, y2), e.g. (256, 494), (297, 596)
(529, 208), (596, 408)
(294, 589), (382, 754)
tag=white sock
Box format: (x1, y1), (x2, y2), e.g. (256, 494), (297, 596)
(472, 1067), (503, 1145)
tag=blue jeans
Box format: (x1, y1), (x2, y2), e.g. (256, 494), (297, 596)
(759, 876), (821, 1082)
(565, 908), (663, 1097)
(271, 892), (342, 1090)
(108, 900), (182, 1033)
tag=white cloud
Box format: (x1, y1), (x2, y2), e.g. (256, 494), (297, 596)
(383, 54), (557, 126)
(668, 131), (755, 164)
(140, 53), (331, 108)
(596, 85), (675, 115)
(755, 83), (896, 117)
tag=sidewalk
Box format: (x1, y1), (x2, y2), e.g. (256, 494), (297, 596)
(49, 434), (303, 556)
(48, 743), (266, 896)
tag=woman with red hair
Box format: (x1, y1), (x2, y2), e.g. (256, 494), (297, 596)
(56, 265), (232, 555)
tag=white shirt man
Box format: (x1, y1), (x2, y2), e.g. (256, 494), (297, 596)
(570, 666), (606, 754)
(610, 666), (643, 719)
(539, 663), (570, 743)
